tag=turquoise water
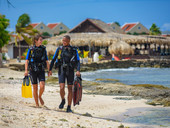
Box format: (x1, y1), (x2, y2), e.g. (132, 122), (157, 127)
(81, 68), (170, 127)
(109, 107), (170, 127)
(81, 67), (170, 87)
(125, 108), (170, 127)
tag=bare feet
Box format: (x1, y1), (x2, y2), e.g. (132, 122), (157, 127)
(35, 104), (39, 108)
(39, 97), (44, 106)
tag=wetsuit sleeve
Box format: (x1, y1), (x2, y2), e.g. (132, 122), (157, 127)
(26, 49), (31, 60)
(76, 50), (80, 71)
(45, 50), (48, 60)
(50, 48), (59, 71)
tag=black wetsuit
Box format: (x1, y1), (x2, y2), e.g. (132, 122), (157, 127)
(50, 45), (80, 85)
(26, 45), (48, 84)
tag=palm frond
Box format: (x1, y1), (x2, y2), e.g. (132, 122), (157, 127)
(15, 36), (18, 46)
(26, 25), (33, 30)
(21, 33), (33, 45)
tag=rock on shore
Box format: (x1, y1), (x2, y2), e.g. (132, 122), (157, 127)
(83, 80), (170, 107)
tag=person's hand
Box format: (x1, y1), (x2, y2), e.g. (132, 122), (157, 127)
(48, 71), (52, 76)
(24, 71), (28, 76)
(76, 71), (80, 76)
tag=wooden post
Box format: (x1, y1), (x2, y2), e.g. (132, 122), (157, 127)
(18, 41), (21, 62)
(89, 42), (91, 58)
(0, 48), (2, 67)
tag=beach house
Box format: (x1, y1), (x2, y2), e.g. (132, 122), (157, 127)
(30, 22), (54, 37)
(7, 35), (29, 59)
(47, 22), (69, 36)
(69, 18), (114, 33)
(107, 22), (124, 34)
(68, 18), (116, 57)
(121, 22), (149, 35)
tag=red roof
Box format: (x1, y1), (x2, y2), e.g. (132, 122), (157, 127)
(47, 23), (59, 29)
(107, 23), (111, 26)
(30, 23), (39, 28)
(122, 23), (137, 32)
(11, 34), (16, 37)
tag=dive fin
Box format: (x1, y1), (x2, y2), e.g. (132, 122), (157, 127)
(21, 76), (32, 98)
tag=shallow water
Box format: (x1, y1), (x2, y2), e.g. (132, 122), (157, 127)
(82, 68), (170, 127)
(81, 67), (170, 87)
(108, 107), (170, 127)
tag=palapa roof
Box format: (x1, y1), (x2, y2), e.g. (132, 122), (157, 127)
(47, 32), (170, 55)
(48, 32), (170, 47)
(69, 18), (114, 33)
(48, 32), (118, 47)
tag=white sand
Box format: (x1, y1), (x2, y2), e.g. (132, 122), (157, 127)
(0, 68), (164, 128)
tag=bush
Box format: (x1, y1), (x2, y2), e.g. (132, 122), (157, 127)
(2, 53), (6, 60)
(22, 49), (28, 59)
(42, 40), (48, 45)
(21, 56), (26, 59)
(98, 55), (104, 60)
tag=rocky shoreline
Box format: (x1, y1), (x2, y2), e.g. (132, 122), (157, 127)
(82, 80), (170, 107)
(46, 76), (170, 107)
(80, 59), (170, 72)
(5, 59), (170, 71)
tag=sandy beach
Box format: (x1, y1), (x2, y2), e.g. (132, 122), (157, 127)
(0, 68), (169, 128)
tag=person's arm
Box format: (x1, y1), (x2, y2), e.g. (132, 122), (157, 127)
(45, 50), (50, 72)
(76, 50), (81, 76)
(48, 48), (59, 76)
(24, 49), (30, 76)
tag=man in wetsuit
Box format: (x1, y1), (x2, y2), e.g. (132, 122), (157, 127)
(49, 35), (80, 112)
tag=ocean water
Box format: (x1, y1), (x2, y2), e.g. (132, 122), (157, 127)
(124, 107), (170, 127)
(82, 67), (170, 127)
(109, 107), (170, 127)
(81, 67), (170, 87)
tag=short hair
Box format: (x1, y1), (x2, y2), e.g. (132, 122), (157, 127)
(34, 34), (42, 44)
(63, 35), (71, 40)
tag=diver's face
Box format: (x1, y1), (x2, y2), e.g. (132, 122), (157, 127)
(62, 37), (70, 46)
(35, 37), (42, 47)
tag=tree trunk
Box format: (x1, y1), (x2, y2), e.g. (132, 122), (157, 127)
(19, 41), (21, 62)
(0, 48), (2, 67)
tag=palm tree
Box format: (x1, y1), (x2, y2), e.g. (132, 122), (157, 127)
(0, 14), (10, 67)
(115, 21), (121, 27)
(15, 13), (39, 62)
(149, 23), (161, 35)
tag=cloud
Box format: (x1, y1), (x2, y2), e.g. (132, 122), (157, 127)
(161, 23), (170, 31)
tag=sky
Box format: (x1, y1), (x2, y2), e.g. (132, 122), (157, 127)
(1, 0), (170, 32)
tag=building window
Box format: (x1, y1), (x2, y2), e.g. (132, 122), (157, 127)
(40, 26), (43, 29)
(112, 27), (115, 29)
(60, 26), (63, 30)
(138, 26), (141, 29)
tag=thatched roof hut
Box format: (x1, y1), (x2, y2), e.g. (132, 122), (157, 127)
(47, 32), (170, 56)
(1, 46), (8, 53)
(46, 44), (58, 56)
(48, 32), (170, 46)
(48, 32), (120, 47)
(108, 40), (134, 55)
